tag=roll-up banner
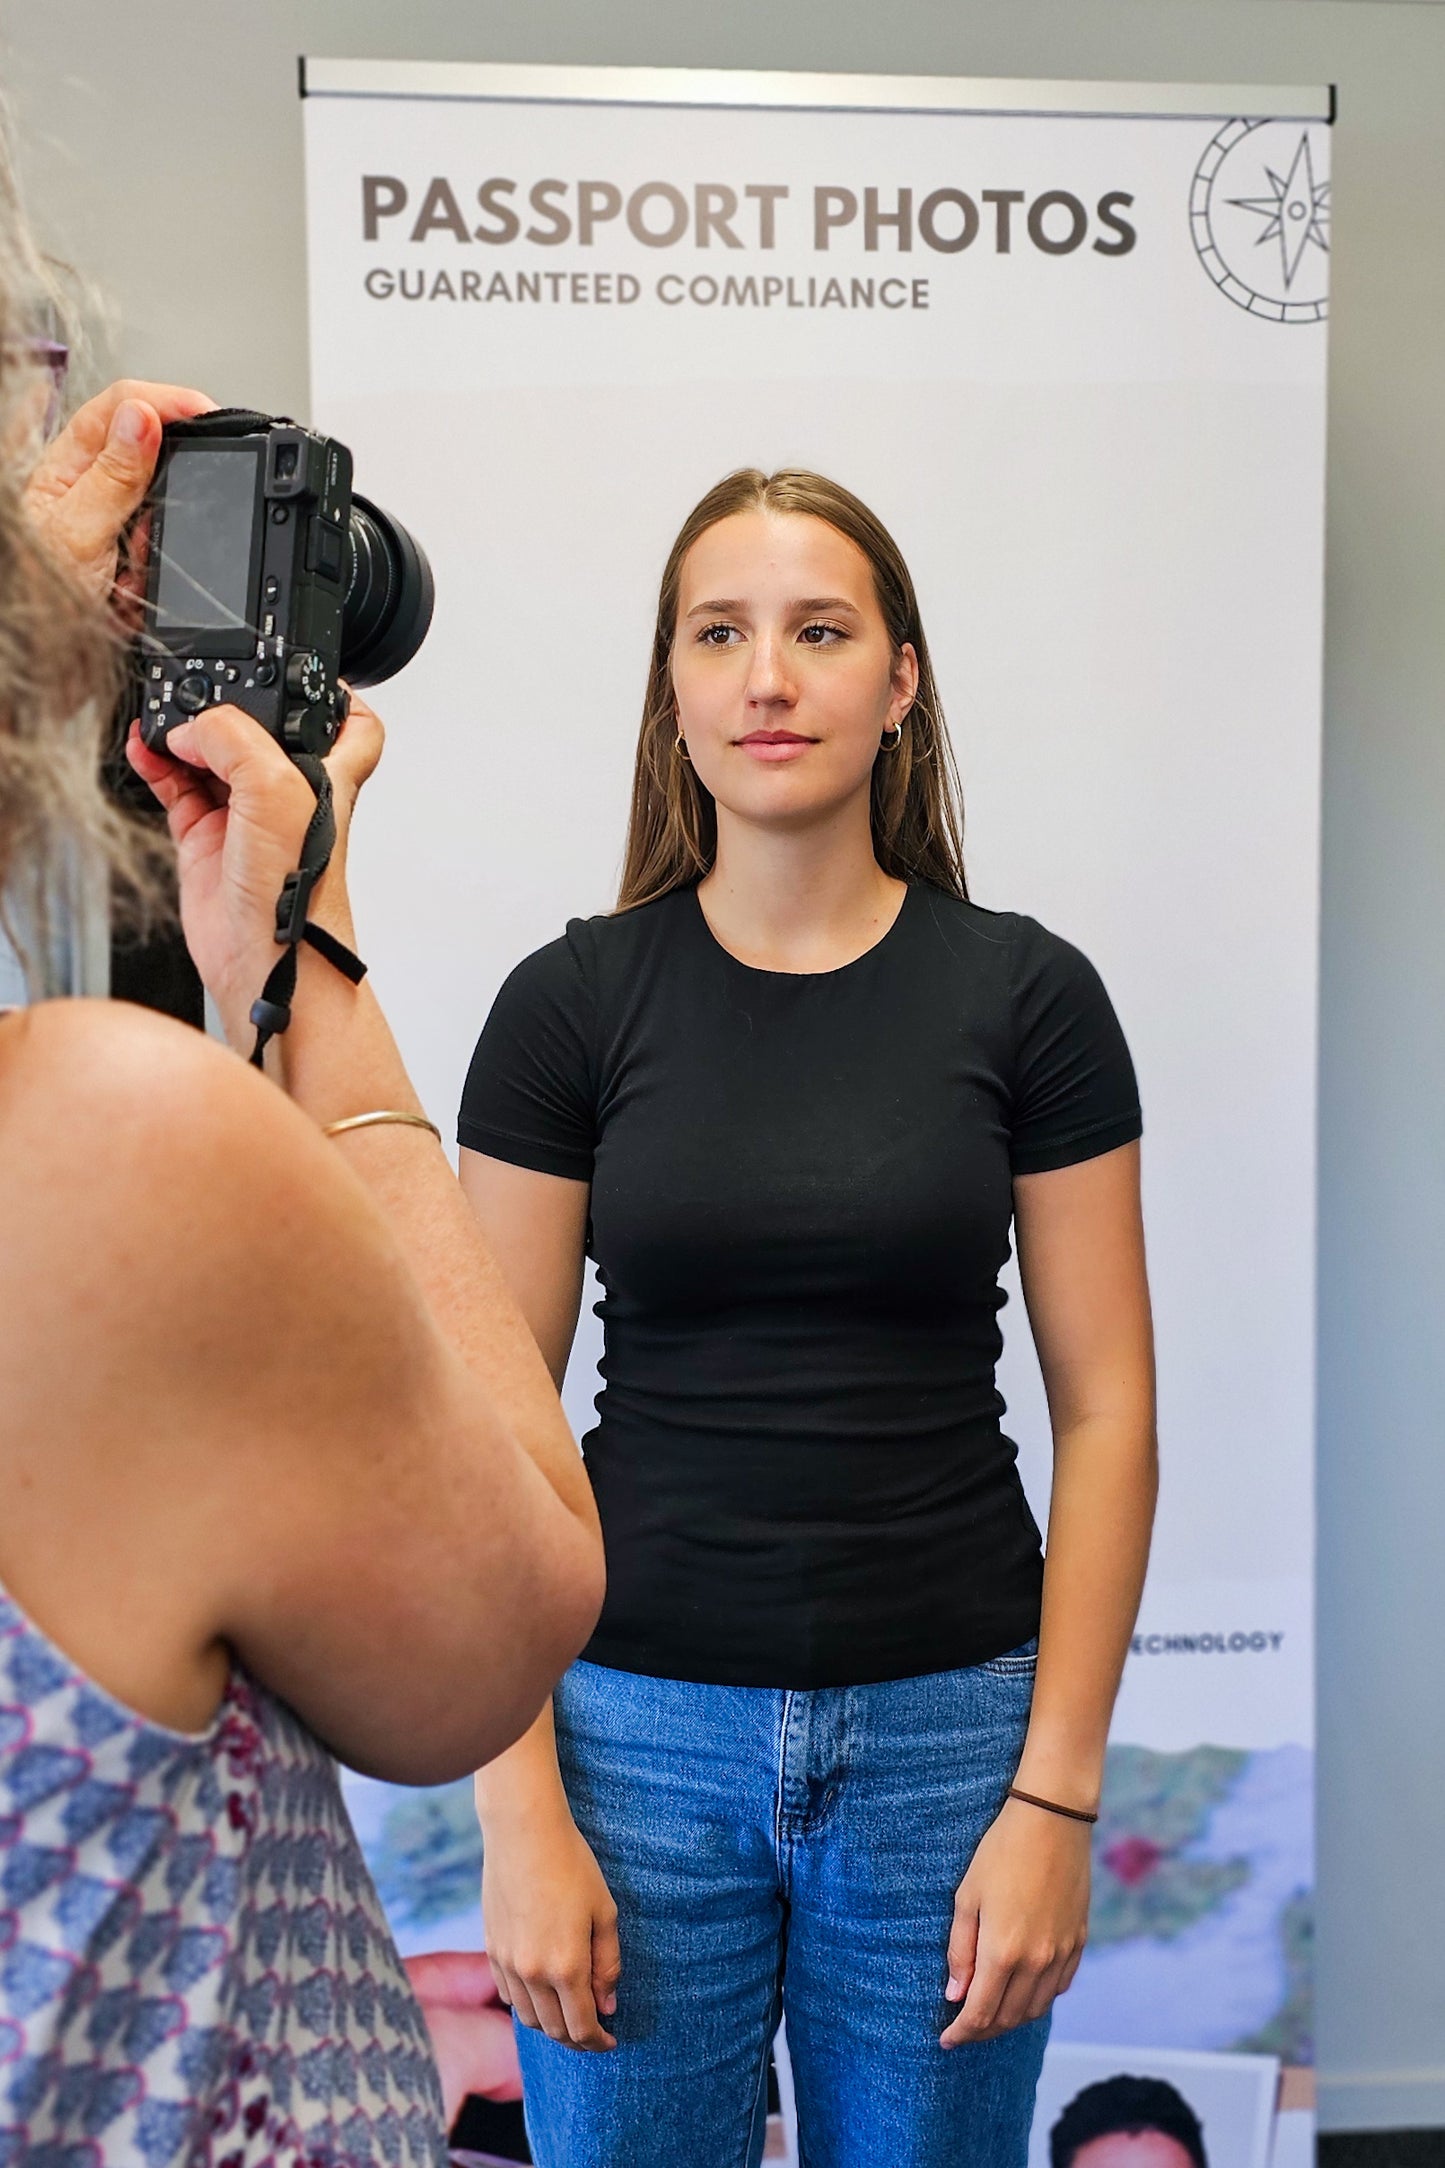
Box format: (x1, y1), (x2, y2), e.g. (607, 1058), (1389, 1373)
(303, 60), (1327, 2167)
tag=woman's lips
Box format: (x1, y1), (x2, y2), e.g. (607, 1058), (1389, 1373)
(736, 731), (814, 762)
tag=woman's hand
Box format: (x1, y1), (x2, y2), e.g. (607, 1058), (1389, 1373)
(940, 1796), (1090, 2045)
(481, 1806), (621, 2053)
(403, 1949), (523, 2127)
(23, 378), (215, 605)
(125, 694), (383, 1050)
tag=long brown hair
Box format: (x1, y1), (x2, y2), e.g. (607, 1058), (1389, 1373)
(616, 468), (968, 911)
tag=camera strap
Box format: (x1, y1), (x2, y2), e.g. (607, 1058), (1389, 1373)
(247, 754), (367, 1069)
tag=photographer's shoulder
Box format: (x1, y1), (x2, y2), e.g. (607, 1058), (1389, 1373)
(0, 996), (364, 1358)
(0, 997), (375, 1728)
(1, 994), (305, 1187)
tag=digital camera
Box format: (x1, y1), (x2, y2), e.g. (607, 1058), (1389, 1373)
(136, 409), (433, 759)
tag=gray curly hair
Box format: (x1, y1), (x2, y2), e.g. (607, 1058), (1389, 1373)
(0, 127), (167, 987)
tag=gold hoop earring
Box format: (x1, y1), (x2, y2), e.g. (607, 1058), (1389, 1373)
(675, 730), (692, 763)
(880, 719), (904, 752)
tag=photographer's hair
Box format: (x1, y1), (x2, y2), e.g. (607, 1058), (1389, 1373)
(0, 125), (163, 985)
(616, 468), (969, 911)
(1050, 2075), (1208, 2168)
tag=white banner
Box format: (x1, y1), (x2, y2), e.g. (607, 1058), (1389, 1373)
(305, 61), (1327, 2166)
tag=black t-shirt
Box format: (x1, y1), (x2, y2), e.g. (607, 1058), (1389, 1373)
(458, 882), (1141, 1689)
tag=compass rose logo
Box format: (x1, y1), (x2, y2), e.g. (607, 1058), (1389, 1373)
(1191, 118), (1330, 322)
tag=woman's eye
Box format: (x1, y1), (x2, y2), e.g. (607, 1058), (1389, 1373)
(798, 621), (846, 646)
(698, 622), (739, 646)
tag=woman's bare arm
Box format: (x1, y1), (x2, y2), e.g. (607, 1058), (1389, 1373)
(0, 1001), (602, 1780)
(457, 1151), (622, 2052)
(942, 1138), (1156, 2044)
(127, 698), (598, 1550)
(8, 381), (603, 1782)
(1010, 1137), (1157, 1808)
(460, 1149), (592, 1832)
(458, 1152), (590, 1393)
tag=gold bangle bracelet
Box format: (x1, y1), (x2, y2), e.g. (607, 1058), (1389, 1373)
(322, 1109), (442, 1143)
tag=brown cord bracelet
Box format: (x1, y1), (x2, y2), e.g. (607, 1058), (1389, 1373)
(1007, 1787), (1099, 1826)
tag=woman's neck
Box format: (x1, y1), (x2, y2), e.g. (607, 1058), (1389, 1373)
(697, 811), (906, 974)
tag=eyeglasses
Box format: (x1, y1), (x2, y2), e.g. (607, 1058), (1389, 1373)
(6, 334), (70, 438)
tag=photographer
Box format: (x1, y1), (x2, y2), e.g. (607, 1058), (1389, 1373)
(0, 315), (602, 2167)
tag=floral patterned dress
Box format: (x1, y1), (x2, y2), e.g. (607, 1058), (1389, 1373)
(0, 1582), (447, 2166)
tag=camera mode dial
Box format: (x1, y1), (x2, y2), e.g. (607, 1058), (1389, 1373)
(285, 651), (328, 706)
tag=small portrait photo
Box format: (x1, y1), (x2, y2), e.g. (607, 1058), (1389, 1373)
(1029, 2043), (1280, 2168)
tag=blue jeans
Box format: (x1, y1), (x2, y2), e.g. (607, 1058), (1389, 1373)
(516, 1649), (1048, 2168)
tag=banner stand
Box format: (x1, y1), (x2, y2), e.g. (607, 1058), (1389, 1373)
(304, 60), (1328, 2166)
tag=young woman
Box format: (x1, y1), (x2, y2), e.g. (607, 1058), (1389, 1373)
(460, 469), (1158, 2168)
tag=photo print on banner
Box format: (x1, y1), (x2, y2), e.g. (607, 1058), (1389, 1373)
(301, 61), (1329, 2167)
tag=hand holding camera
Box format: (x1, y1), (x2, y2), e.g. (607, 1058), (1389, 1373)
(125, 691), (382, 1051)
(29, 385), (435, 1053)
(23, 378), (215, 604)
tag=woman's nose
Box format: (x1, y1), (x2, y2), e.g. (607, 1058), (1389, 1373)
(745, 633), (795, 704)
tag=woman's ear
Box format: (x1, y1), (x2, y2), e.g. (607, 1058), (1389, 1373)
(891, 641), (920, 724)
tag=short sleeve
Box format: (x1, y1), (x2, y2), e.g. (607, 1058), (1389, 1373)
(457, 925), (597, 1179)
(1008, 916), (1142, 1176)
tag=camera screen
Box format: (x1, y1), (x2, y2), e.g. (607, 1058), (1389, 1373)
(153, 444), (260, 635)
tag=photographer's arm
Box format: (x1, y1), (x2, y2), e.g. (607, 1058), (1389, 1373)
(119, 704), (602, 1770)
(125, 701), (596, 1532)
(13, 377), (601, 1779)
(0, 997), (599, 1782)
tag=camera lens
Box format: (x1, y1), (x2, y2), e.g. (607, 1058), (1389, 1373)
(340, 494), (435, 688)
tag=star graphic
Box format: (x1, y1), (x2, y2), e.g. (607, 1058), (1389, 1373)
(1227, 132), (1330, 291)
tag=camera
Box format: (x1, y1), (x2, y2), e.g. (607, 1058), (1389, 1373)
(136, 408), (434, 759)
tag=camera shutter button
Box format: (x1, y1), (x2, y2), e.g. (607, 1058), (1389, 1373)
(174, 672), (212, 714)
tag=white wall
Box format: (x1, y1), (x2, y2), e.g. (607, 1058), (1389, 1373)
(7, 0), (1443, 2131)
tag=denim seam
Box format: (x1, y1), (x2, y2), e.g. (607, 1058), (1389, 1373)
(772, 1689), (794, 1877)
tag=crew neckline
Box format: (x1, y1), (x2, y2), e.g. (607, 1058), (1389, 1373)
(689, 880), (913, 980)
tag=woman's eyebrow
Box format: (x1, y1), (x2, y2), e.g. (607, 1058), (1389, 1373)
(682, 595), (864, 619)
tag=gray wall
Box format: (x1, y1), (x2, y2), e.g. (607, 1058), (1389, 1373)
(7, 0), (1443, 2132)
